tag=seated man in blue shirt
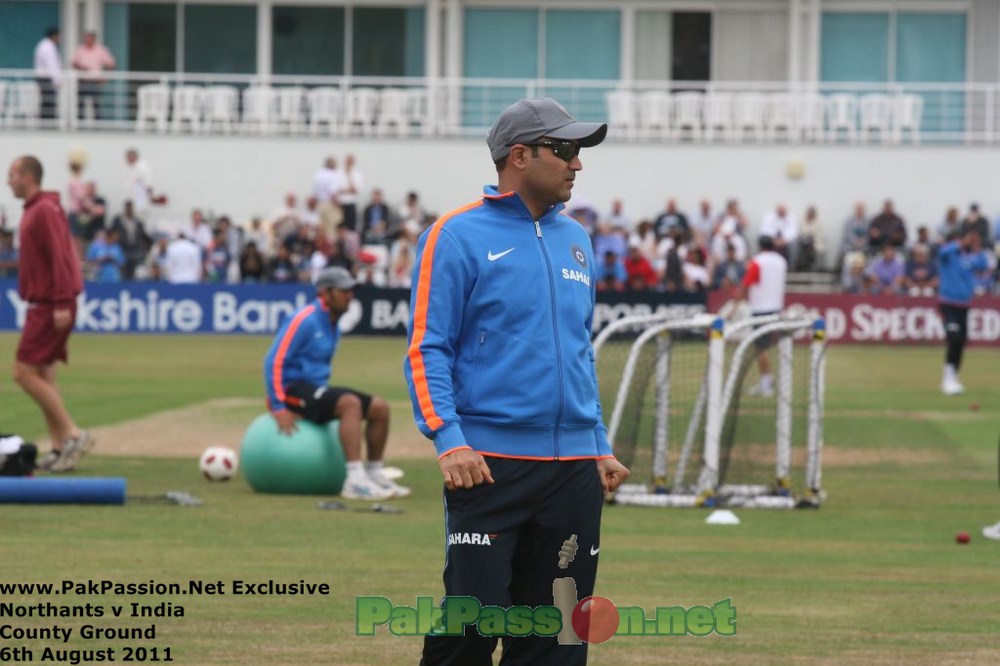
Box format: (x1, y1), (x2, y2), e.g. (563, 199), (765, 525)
(264, 267), (409, 500)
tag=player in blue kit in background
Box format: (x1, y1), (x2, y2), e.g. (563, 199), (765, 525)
(936, 226), (990, 395)
(264, 266), (409, 500)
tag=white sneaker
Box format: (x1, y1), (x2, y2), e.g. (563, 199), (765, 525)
(746, 383), (774, 398)
(941, 379), (965, 396)
(983, 521), (1000, 541)
(341, 476), (394, 501)
(369, 471), (412, 498)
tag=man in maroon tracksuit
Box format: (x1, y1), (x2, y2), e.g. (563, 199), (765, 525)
(7, 156), (93, 472)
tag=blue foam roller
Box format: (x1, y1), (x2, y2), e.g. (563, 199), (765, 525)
(0, 477), (127, 504)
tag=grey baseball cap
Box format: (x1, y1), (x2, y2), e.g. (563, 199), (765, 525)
(315, 267), (357, 291)
(487, 98), (607, 162)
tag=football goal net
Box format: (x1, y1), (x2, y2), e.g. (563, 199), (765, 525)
(594, 312), (826, 509)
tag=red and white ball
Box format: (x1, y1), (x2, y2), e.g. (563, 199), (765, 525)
(199, 446), (239, 481)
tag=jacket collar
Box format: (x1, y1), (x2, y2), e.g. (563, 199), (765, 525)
(481, 185), (566, 223)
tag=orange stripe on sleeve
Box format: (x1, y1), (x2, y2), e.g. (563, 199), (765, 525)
(271, 305), (315, 405)
(406, 200), (483, 432)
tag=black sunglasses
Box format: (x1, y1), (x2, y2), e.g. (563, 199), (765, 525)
(507, 140), (581, 163)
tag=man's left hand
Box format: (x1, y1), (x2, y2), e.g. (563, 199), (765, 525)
(53, 308), (73, 331)
(597, 457), (630, 494)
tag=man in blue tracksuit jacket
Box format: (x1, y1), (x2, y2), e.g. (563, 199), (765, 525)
(936, 226), (990, 395)
(405, 98), (629, 665)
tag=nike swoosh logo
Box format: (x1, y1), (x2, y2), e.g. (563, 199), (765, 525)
(590, 546), (600, 556)
(488, 247), (515, 262)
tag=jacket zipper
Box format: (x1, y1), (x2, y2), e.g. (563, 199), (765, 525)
(534, 219), (563, 459)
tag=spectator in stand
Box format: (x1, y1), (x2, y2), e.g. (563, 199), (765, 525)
(109, 200), (150, 280)
(308, 232), (331, 283)
(313, 157), (345, 237)
(205, 227), (231, 283)
(188, 209), (213, 250)
(659, 229), (686, 293)
(865, 242), (905, 294)
(566, 194), (600, 237)
(841, 252), (868, 294)
(239, 241), (266, 282)
(712, 243), (746, 290)
(903, 244), (938, 297)
(653, 198), (689, 240)
(605, 198), (631, 230)
(362, 188), (393, 244)
(840, 202), (869, 269)
(143, 234), (170, 281)
(592, 220), (627, 265)
(267, 245), (298, 283)
(71, 31), (115, 121)
(301, 196), (321, 228)
(868, 199), (907, 251)
(0, 228), (19, 278)
(78, 182), (107, 242)
(85, 229), (125, 282)
(388, 241), (415, 289)
(244, 217), (270, 257)
(709, 217), (747, 266)
(682, 246), (710, 293)
(283, 223), (314, 267)
(717, 199), (748, 238)
(217, 216), (242, 265)
(759, 203), (798, 263)
(164, 233), (203, 284)
(124, 148), (154, 219)
(397, 191), (425, 234)
(339, 154), (364, 233)
(66, 161), (86, 240)
(269, 192), (302, 242)
(334, 221), (362, 269)
(912, 226), (936, 259)
(627, 219), (658, 264)
(795, 205), (824, 272)
(936, 207), (961, 247)
(596, 250), (627, 292)
(623, 242), (657, 290)
(961, 203), (991, 248)
(690, 199), (715, 243)
(34, 28), (62, 121)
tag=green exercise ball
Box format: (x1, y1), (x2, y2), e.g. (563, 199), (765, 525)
(241, 414), (346, 495)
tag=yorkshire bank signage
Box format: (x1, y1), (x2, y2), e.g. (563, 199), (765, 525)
(710, 292), (1000, 346)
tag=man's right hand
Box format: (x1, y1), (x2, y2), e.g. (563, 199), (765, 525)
(273, 409), (299, 435)
(439, 449), (494, 490)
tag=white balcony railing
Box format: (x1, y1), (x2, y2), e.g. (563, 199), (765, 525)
(1, 69), (998, 145)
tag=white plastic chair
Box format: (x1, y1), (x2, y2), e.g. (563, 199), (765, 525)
(377, 88), (412, 137)
(637, 90), (671, 139)
(858, 93), (892, 144)
(893, 94), (923, 144)
(242, 85), (277, 134)
(825, 94), (857, 144)
(765, 93), (798, 142)
(671, 92), (703, 141)
(406, 88), (431, 136)
(275, 86), (306, 134)
(703, 92), (734, 142)
(7, 81), (42, 129)
(307, 87), (343, 136)
(171, 85), (203, 133)
(605, 90), (638, 139)
(135, 83), (170, 133)
(798, 93), (825, 142)
(344, 87), (379, 136)
(202, 85), (239, 134)
(732, 92), (766, 142)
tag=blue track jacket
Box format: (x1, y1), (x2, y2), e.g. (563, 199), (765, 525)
(264, 298), (340, 411)
(404, 186), (613, 461)
(937, 242), (989, 307)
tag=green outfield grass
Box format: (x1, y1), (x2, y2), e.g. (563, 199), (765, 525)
(1, 333), (998, 665)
